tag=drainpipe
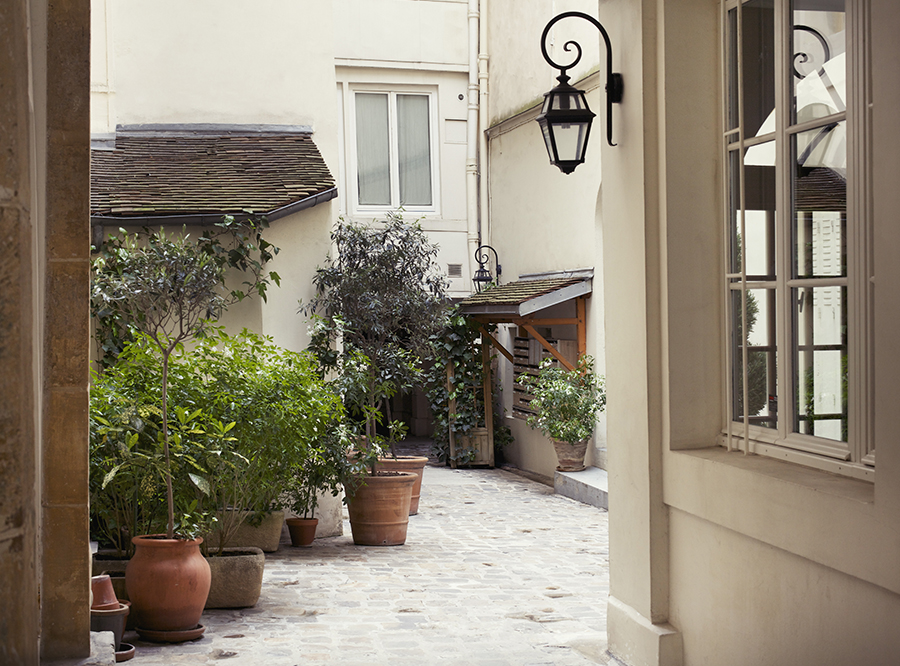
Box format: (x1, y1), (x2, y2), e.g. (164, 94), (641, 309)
(467, 0), (480, 291)
(478, 0), (490, 252)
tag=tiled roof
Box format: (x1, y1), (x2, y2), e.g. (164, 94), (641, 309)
(461, 277), (584, 307)
(459, 275), (592, 321)
(795, 167), (846, 212)
(91, 126), (335, 221)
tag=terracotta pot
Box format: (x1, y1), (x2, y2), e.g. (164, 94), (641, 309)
(346, 472), (416, 546)
(125, 535), (210, 635)
(376, 456), (427, 514)
(90, 601), (130, 652)
(552, 439), (588, 472)
(286, 517), (319, 547)
(91, 574), (119, 610)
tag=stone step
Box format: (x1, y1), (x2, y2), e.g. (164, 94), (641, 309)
(554, 466), (609, 510)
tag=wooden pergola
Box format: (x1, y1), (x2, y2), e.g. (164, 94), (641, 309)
(450, 271), (593, 466)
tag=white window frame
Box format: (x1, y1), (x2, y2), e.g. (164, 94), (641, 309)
(347, 86), (440, 216)
(721, 0), (874, 481)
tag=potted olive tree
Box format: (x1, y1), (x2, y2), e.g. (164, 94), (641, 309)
(519, 355), (606, 472)
(90, 223), (278, 639)
(302, 212), (447, 544)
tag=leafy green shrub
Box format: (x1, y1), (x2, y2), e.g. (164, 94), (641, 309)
(89, 329), (345, 554)
(302, 212), (447, 469)
(519, 355), (606, 444)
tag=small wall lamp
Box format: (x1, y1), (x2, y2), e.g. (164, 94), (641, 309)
(473, 245), (501, 293)
(537, 11), (623, 174)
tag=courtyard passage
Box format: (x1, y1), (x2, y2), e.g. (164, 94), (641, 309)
(126, 464), (611, 665)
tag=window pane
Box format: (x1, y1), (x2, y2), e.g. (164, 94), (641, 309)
(792, 0), (846, 125)
(356, 93), (391, 206)
(397, 94), (433, 206)
(793, 285), (847, 441)
(742, 0), (776, 139)
(732, 288), (778, 428)
(729, 142), (776, 280)
(792, 121), (846, 278)
(727, 149), (740, 273)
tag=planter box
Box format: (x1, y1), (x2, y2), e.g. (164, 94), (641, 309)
(457, 427), (493, 466)
(205, 547), (265, 609)
(209, 510), (284, 552)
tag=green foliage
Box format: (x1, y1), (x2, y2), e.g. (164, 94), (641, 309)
(423, 308), (512, 465)
(302, 211), (448, 468)
(89, 343), (227, 555)
(189, 329), (345, 520)
(89, 330), (345, 554)
(519, 355), (606, 444)
(91, 218), (280, 366)
(90, 222), (280, 539)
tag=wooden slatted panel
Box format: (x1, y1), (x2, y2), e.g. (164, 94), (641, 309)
(512, 336), (579, 420)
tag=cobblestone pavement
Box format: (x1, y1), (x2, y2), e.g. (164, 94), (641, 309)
(123, 464), (611, 665)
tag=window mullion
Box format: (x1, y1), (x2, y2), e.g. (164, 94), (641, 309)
(776, 0), (792, 445)
(389, 92), (400, 208)
(846, 0), (873, 464)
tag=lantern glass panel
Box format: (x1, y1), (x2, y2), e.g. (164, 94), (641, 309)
(551, 120), (590, 163)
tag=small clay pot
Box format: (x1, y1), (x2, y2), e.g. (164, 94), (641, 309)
(286, 517), (318, 547)
(90, 601), (130, 651)
(91, 574), (119, 611)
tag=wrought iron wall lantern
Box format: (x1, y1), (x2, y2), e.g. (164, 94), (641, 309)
(473, 245), (501, 292)
(537, 11), (623, 174)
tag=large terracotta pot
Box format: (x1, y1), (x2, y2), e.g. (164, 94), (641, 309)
(376, 456), (427, 514)
(125, 535), (210, 634)
(346, 472), (416, 546)
(552, 439), (588, 472)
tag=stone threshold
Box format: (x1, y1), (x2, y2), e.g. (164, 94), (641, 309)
(554, 466), (609, 510)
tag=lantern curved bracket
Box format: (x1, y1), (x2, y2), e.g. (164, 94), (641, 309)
(540, 11), (623, 147)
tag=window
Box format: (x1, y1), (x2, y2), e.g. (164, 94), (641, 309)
(723, 0), (872, 478)
(353, 91), (435, 210)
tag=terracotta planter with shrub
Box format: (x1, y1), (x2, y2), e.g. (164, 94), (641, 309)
(346, 472), (416, 546)
(125, 535), (210, 638)
(376, 456), (427, 514)
(286, 517), (319, 547)
(552, 439), (589, 472)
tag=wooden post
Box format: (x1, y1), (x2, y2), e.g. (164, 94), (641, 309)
(482, 338), (495, 467)
(447, 363), (457, 469)
(577, 296), (587, 358)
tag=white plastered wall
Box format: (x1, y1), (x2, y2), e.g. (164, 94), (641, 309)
(485, 0), (606, 480)
(605, 0), (900, 664)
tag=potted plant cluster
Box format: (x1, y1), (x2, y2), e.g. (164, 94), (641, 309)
(519, 355), (606, 472)
(89, 221), (284, 639)
(302, 212), (448, 544)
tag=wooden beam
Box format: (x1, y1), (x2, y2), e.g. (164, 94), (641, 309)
(577, 296), (586, 358)
(447, 363), (457, 469)
(479, 326), (514, 364)
(522, 324), (576, 371)
(517, 317), (580, 326)
(482, 338), (495, 467)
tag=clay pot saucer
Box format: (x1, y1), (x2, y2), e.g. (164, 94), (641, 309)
(135, 624), (205, 643)
(115, 642), (135, 662)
